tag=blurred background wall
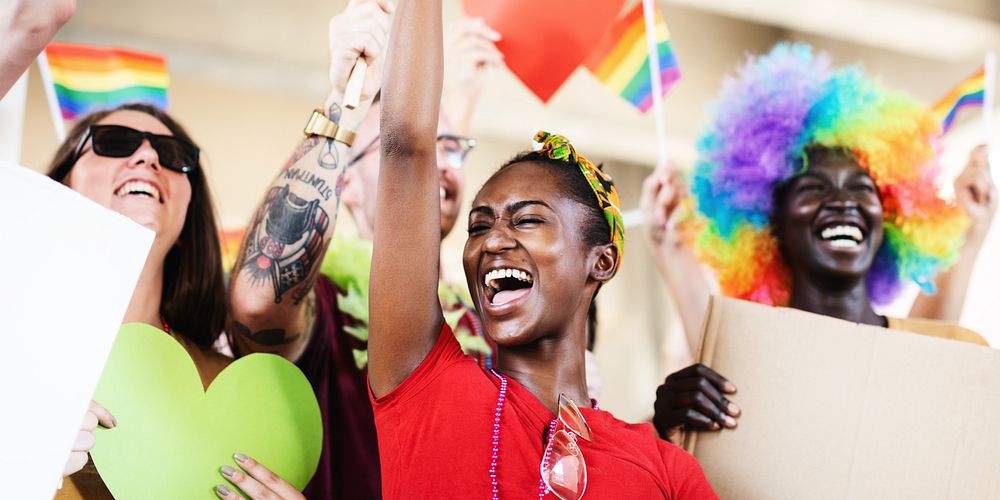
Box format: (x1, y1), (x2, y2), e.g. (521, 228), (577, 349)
(11, 0), (1000, 420)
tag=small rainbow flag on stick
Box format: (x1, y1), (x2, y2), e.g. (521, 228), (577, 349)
(584, 2), (681, 113)
(931, 66), (985, 134)
(43, 43), (170, 120)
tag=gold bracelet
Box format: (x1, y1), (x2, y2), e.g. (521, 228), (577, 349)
(303, 109), (356, 146)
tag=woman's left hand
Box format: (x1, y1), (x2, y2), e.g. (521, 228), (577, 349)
(215, 453), (305, 500)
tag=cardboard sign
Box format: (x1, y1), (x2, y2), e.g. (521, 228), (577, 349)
(0, 163), (153, 499)
(462, 0), (624, 102)
(92, 324), (323, 498)
(688, 297), (1000, 500)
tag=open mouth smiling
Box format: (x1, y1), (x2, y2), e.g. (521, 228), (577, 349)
(815, 221), (865, 249)
(114, 180), (162, 202)
(482, 267), (534, 308)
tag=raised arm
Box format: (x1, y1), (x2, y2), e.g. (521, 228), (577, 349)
(228, 0), (391, 362)
(0, 0), (76, 98)
(910, 145), (996, 321)
(368, 0), (444, 397)
(639, 165), (716, 353)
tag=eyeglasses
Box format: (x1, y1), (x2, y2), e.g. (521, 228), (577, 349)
(541, 394), (592, 500)
(347, 134), (476, 169)
(72, 124), (200, 174)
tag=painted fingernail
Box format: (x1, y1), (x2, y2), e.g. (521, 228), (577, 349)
(215, 484), (232, 497)
(723, 382), (737, 393)
(710, 421), (720, 430)
(727, 402), (741, 416)
(723, 415), (738, 428)
(234, 452), (248, 463)
(220, 465), (236, 478)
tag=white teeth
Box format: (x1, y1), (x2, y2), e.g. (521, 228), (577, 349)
(820, 224), (863, 242)
(115, 181), (160, 201)
(483, 268), (534, 288)
(440, 187), (447, 199)
(829, 239), (859, 248)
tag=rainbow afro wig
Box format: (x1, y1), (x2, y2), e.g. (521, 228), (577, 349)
(689, 42), (968, 306)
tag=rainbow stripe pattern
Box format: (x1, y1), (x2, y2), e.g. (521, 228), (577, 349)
(44, 43), (169, 120)
(584, 2), (681, 112)
(931, 67), (985, 133)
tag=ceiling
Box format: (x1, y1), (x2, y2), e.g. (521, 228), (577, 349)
(51, 0), (1000, 167)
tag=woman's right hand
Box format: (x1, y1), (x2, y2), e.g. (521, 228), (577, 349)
(63, 400), (115, 476)
(653, 364), (740, 441)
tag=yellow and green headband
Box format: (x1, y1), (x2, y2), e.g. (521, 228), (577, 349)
(533, 131), (624, 276)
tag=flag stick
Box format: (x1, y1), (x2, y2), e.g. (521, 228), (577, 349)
(343, 59), (368, 110)
(983, 52), (996, 174)
(642, 0), (669, 170)
(36, 52), (66, 142)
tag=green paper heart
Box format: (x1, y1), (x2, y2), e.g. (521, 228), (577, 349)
(91, 323), (322, 498)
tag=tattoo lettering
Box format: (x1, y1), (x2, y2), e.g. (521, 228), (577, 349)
(284, 167), (334, 201)
(230, 320), (300, 346)
(240, 185), (330, 304)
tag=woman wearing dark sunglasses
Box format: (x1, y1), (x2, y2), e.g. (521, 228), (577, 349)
(48, 103), (304, 499)
(365, 2), (716, 498)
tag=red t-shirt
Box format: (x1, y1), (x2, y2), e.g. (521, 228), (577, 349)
(371, 323), (718, 499)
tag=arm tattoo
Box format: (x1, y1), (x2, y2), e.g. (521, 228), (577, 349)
(317, 103), (343, 170)
(230, 320), (301, 346)
(283, 168), (334, 201)
(239, 185), (330, 304)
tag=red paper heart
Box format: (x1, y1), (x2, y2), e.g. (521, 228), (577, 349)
(463, 0), (625, 102)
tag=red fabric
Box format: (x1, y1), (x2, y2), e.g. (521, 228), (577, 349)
(372, 323), (718, 499)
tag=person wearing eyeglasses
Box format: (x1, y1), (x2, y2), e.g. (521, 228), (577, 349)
(364, 1), (717, 498)
(226, 1), (504, 498)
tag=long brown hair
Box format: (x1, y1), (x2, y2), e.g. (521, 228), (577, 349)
(47, 103), (226, 348)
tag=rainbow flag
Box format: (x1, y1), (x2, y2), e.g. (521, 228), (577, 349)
(44, 43), (169, 120)
(931, 66), (985, 133)
(584, 2), (681, 113)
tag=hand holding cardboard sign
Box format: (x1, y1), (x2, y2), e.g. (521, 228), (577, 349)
(653, 363), (740, 440)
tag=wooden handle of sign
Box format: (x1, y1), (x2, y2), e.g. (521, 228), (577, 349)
(344, 59), (368, 110)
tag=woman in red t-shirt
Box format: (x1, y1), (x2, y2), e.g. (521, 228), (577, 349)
(366, 1), (717, 498)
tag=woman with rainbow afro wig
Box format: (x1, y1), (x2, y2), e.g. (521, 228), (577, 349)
(651, 42), (991, 441)
(691, 42), (966, 307)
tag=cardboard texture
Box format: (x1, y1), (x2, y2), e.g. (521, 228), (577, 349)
(687, 297), (1000, 500)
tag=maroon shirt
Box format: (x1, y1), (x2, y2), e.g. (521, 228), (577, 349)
(298, 275), (489, 499)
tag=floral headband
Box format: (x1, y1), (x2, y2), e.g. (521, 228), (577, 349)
(534, 131), (624, 277)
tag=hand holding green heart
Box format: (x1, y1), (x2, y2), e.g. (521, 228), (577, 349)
(214, 453), (306, 499)
(90, 323), (322, 499)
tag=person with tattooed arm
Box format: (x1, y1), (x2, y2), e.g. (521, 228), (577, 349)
(228, 0), (502, 497)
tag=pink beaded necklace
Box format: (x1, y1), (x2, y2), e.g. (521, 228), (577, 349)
(488, 369), (597, 500)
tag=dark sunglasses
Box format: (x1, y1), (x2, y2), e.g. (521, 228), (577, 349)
(348, 134), (476, 168)
(72, 124), (200, 174)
